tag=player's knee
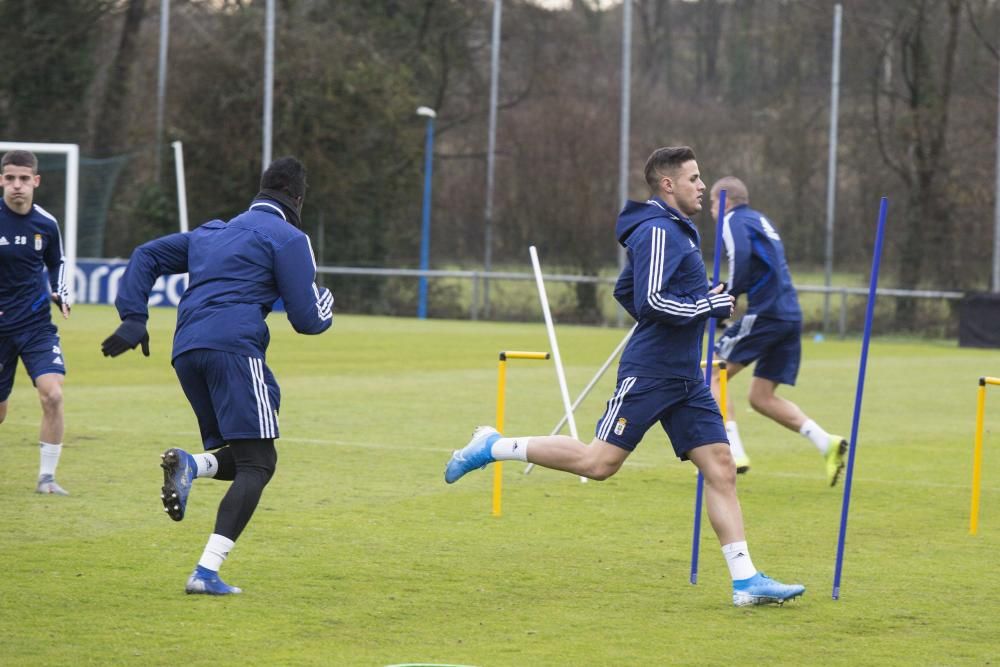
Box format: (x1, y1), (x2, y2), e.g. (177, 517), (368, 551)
(37, 384), (63, 414)
(584, 457), (623, 481)
(748, 392), (770, 414)
(232, 439), (277, 484)
(0, 403), (7, 424)
(700, 447), (737, 487)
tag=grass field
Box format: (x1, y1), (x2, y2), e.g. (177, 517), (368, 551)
(2, 305), (999, 666)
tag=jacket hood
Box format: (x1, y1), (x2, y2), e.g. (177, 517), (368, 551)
(615, 197), (687, 246)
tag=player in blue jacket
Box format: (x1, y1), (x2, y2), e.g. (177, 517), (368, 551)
(708, 176), (847, 486)
(0, 150), (72, 496)
(444, 147), (804, 606)
(102, 157), (334, 595)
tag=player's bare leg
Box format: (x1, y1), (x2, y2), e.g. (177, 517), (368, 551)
(687, 442), (744, 544)
(748, 377), (847, 486)
(688, 441), (805, 605)
(446, 427), (630, 483)
(34, 373), (68, 495)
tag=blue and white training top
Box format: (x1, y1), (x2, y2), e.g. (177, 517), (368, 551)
(0, 200), (69, 335)
(613, 197), (731, 381)
(114, 196), (333, 361)
(721, 204), (801, 321)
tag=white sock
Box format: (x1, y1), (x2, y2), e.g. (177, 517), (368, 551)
(722, 541), (757, 581)
(726, 421), (748, 460)
(197, 533), (235, 572)
(491, 437), (529, 462)
(193, 453), (219, 478)
(38, 442), (62, 477)
(799, 419), (831, 454)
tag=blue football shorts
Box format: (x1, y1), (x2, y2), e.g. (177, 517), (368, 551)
(0, 323), (66, 402)
(173, 349), (281, 450)
(595, 375), (728, 460)
(715, 314), (802, 386)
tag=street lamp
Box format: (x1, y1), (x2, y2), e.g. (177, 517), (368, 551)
(416, 106), (437, 319)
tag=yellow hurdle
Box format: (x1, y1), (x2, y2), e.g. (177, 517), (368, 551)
(970, 376), (1000, 535)
(700, 359), (729, 421)
(493, 351), (550, 517)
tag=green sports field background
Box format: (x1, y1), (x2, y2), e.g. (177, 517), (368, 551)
(1, 305), (998, 665)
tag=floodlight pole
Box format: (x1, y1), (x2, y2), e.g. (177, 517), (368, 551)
(993, 30), (1000, 292)
(483, 0), (502, 318)
(823, 3), (843, 331)
(617, 0), (633, 328)
(262, 0), (275, 169)
(155, 0), (170, 183)
(416, 107), (437, 320)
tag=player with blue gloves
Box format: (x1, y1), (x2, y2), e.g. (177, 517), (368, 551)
(103, 157), (334, 595)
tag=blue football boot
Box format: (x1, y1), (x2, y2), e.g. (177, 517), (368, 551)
(185, 565), (242, 595)
(732, 572), (806, 606)
(160, 448), (196, 521)
(445, 426), (501, 484)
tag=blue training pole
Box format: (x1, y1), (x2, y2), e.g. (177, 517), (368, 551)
(690, 189), (726, 585)
(417, 115), (435, 319)
(832, 196), (888, 600)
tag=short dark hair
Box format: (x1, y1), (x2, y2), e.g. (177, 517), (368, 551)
(260, 156), (307, 199)
(1, 150), (39, 173)
(644, 146), (696, 194)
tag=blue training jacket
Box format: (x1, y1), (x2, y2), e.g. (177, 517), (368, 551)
(613, 197), (731, 381)
(721, 204), (801, 321)
(114, 197), (333, 361)
(0, 201), (69, 335)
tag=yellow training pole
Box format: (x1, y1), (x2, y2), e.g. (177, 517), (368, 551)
(700, 359), (728, 421)
(492, 351), (549, 517)
(971, 377), (1000, 534)
(719, 361), (728, 422)
(493, 357), (507, 517)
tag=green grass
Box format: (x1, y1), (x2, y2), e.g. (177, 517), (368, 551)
(2, 305), (1000, 665)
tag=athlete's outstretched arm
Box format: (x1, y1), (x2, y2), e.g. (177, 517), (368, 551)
(102, 233), (190, 358)
(115, 232), (191, 322)
(274, 234), (333, 335)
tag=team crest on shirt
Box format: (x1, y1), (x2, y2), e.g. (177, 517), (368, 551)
(614, 417), (627, 436)
(34, 234), (42, 251)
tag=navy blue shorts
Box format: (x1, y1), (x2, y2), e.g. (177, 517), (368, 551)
(715, 315), (801, 386)
(0, 324), (65, 402)
(173, 349), (281, 450)
(595, 376), (728, 460)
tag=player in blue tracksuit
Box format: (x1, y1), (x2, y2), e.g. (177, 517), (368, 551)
(444, 147), (805, 607)
(102, 157), (334, 595)
(0, 150), (72, 496)
(708, 176), (847, 486)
